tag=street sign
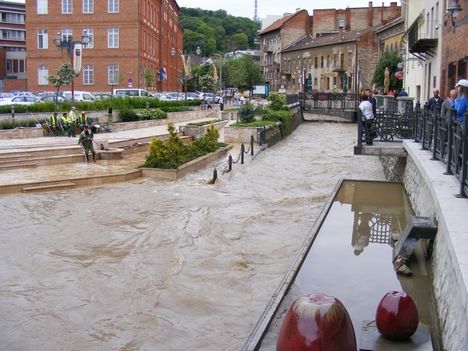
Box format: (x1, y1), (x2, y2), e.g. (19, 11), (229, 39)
(128, 78), (133, 87)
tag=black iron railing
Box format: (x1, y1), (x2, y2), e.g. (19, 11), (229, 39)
(300, 92), (360, 110)
(358, 105), (468, 198)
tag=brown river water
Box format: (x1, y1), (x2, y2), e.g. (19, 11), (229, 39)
(0, 123), (385, 351)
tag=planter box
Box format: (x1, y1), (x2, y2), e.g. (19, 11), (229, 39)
(179, 120), (228, 141)
(141, 145), (232, 181)
(0, 126), (43, 139)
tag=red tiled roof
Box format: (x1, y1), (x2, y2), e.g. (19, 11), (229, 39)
(259, 11), (303, 35)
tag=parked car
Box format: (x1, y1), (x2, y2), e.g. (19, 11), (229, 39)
(0, 96), (44, 106)
(113, 88), (154, 97)
(62, 91), (96, 102)
(200, 92), (222, 103)
(37, 91), (68, 103)
(94, 93), (113, 100)
(0, 92), (15, 100)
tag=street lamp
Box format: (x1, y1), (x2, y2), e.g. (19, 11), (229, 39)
(445, 0), (463, 32)
(53, 30), (90, 103)
(170, 47), (177, 95)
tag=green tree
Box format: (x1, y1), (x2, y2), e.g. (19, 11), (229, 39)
(231, 33), (249, 50)
(144, 68), (154, 90)
(48, 63), (76, 104)
(372, 52), (402, 92)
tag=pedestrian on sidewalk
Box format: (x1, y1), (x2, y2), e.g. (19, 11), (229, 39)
(78, 125), (96, 163)
(68, 106), (77, 137)
(359, 94), (375, 145)
(454, 79), (468, 122)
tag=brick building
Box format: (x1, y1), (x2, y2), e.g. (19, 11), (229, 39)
(258, 2), (401, 92)
(0, 0), (26, 92)
(281, 30), (378, 94)
(440, 0), (467, 97)
(25, 0), (183, 94)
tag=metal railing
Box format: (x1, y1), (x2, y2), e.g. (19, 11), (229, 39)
(358, 105), (468, 198)
(300, 92), (360, 110)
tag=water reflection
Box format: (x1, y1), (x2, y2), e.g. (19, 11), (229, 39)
(336, 181), (412, 255)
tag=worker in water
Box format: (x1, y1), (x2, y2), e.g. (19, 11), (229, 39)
(78, 124), (96, 163)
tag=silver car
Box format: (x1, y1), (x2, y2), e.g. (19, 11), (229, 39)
(0, 96), (44, 106)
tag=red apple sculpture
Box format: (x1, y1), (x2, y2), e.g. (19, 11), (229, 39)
(276, 293), (357, 351)
(375, 291), (419, 340)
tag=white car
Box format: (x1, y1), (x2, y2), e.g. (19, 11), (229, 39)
(0, 96), (44, 106)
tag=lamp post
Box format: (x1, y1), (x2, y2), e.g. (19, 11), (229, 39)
(445, 0), (463, 32)
(53, 30), (90, 104)
(170, 47), (176, 95)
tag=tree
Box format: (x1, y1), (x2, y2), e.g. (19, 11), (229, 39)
(231, 33), (249, 50)
(48, 63), (76, 104)
(372, 52), (402, 93)
(144, 68), (154, 90)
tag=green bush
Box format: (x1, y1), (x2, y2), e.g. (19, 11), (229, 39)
(262, 108), (293, 136)
(143, 122), (222, 169)
(238, 102), (256, 123)
(267, 93), (287, 111)
(187, 119), (221, 126)
(0, 118), (47, 129)
(232, 120), (276, 127)
(119, 108), (167, 122)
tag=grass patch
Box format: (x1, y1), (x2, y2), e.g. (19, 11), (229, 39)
(187, 119), (222, 126)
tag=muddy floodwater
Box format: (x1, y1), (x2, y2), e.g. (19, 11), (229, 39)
(0, 123), (385, 351)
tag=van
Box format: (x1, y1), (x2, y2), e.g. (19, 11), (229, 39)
(62, 91), (96, 102)
(113, 88), (154, 97)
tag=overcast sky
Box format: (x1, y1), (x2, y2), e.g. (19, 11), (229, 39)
(9, 0), (400, 20)
(176, 0), (401, 19)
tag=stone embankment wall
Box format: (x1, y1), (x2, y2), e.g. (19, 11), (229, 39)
(381, 144), (468, 350)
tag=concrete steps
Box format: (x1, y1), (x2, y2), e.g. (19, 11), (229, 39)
(23, 181), (76, 193)
(0, 162), (37, 170)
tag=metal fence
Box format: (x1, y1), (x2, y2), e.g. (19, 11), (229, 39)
(358, 105), (468, 198)
(300, 92), (360, 110)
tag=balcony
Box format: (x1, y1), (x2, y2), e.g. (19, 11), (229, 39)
(332, 64), (345, 73)
(407, 21), (438, 60)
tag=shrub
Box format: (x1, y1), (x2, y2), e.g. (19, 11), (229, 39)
(267, 93), (287, 111)
(143, 122), (222, 169)
(238, 102), (256, 123)
(262, 108), (293, 136)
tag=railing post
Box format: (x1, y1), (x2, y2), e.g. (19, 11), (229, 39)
(414, 102), (420, 142)
(240, 143), (245, 164)
(458, 115), (468, 198)
(445, 109), (454, 175)
(250, 134), (254, 156)
(357, 109), (363, 147)
(421, 104), (428, 149)
(228, 154), (233, 173)
(432, 109), (439, 160)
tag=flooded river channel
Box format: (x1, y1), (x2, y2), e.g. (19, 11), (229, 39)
(0, 123), (385, 351)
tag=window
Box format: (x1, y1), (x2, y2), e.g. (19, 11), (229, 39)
(38, 65), (49, 85)
(108, 64), (119, 84)
(314, 57), (318, 69)
(327, 55), (330, 67)
(83, 28), (94, 48)
(62, 0), (72, 14)
(107, 28), (119, 48)
(83, 0), (94, 13)
(37, 29), (48, 49)
(2, 30), (25, 41)
(320, 56), (324, 68)
(37, 0), (48, 14)
(61, 29), (73, 42)
(2, 13), (25, 23)
(83, 64), (94, 85)
(6, 59), (26, 74)
(108, 0), (119, 13)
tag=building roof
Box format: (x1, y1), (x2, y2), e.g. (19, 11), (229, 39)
(282, 31), (361, 52)
(258, 10), (307, 35)
(374, 16), (404, 34)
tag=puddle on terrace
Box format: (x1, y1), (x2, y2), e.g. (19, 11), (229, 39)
(256, 180), (439, 351)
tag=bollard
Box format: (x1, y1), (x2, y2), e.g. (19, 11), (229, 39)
(11, 106), (15, 126)
(228, 154), (233, 172)
(212, 168), (217, 184)
(250, 135), (254, 156)
(240, 144), (245, 164)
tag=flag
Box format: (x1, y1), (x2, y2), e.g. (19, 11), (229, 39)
(158, 67), (167, 81)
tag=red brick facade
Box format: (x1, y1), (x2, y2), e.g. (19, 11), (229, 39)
(25, 0), (183, 93)
(440, 0), (467, 97)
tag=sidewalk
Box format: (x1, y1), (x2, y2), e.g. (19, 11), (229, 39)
(0, 119), (219, 192)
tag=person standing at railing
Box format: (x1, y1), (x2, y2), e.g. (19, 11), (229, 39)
(365, 88), (377, 116)
(427, 89), (444, 112)
(454, 79), (468, 122)
(441, 89), (458, 119)
(359, 94), (375, 145)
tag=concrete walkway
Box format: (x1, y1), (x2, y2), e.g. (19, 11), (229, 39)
(0, 119), (220, 192)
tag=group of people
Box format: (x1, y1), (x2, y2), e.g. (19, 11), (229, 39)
(49, 106), (92, 137)
(358, 78), (468, 146)
(49, 106), (96, 163)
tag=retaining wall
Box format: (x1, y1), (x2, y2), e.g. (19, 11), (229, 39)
(0, 126), (43, 139)
(387, 141), (468, 350)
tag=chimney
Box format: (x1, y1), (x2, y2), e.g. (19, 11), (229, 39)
(390, 2), (399, 18)
(381, 2), (384, 23)
(367, 1), (373, 27)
